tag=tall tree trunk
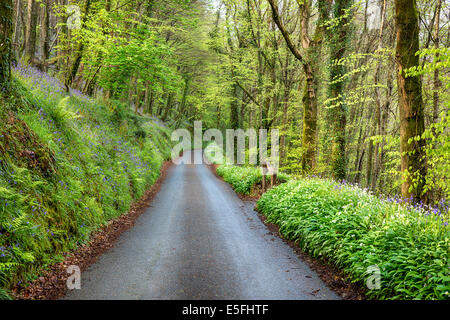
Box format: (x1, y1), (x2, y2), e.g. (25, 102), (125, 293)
(230, 81), (240, 130)
(372, 0), (387, 190)
(367, 126), (374, 187)
(300, 67), (318, 171)
(299, 0), (317, 171)
(328, 0), (352, 181)
(39, 0), (50, 71)
(0, 0), (14, 89)
(225, 5), (242, 131)
(12, 0), (21, 62)
(268, 0), (329, 172)
(24, 0), (37, 62)
(162, 92), (173, 121)
(394, 0), (427, 201)
(378, 57), (394, 190)
(433, 0), (441, 126)
(280, 75), (290, 162)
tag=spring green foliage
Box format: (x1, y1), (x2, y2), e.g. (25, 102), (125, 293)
(53, 0), (204, 111)
(216, 165), (264, 195)
(421, 112), (450, 198)
(0, 64), (172, 298)
(257, 178), (450, 300)
(405, 47), (450, 200)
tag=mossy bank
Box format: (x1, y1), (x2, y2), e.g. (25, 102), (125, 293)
(0, 64), (172, 299)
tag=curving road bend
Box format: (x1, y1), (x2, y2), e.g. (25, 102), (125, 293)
(64, 150), (339, 300)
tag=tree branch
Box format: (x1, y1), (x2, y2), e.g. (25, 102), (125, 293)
(235, 80), (261, 107)
(266, 0), (307, 67)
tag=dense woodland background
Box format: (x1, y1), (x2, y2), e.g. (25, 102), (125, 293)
(0, 0), (448, 204)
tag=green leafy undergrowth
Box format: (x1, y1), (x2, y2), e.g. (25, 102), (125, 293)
(0, 64), (172, 298)
(205, 141), (290, 195)
(216, 164), (290, 195)
(257, 178), (450, 300)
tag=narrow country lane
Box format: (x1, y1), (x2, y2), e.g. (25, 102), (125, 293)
(64, 150), (339, 300)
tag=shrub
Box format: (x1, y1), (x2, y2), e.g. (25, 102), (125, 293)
(216, 165), (290, 195)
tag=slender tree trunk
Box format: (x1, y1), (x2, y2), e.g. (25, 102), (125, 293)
(433, 0), (441, 126)
(66, 0), (92, 90)
(148, 87), (154, 116)
(367, 125), (374, 187)
(372, 0), (387, 190)
(39, 0), (50, 71)
(162, 92), (173, 121)
(12, 0), (21, 62)
(394, 0), (427, 201)
(280, 77), (290, 162)
(299, 0), (318, 171)
(143, 81), (150, 114)
(128, 74), (135, 106)
(352, 103), (366, 183)
(24, 0), (38, 62)
(267, 0), (329, 172)
(180, 77), (190, 118)
(301, 67), (318, 171)
(328, 0), (352, 181)
(230, 81), (240, 130)
(379, 58), (394, 189)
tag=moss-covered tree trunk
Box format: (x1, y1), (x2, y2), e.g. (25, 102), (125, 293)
(301, 65), (318, 171)
(432, 0), (442, 126)
(298, 0), (317, 172)
(394, 0), (427, 201)
(328, 0), (352, 181)
(268, 0), (330, 172)
(0, 0), (14, 89)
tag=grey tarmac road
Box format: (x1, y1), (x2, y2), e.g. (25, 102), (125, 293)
(64, 150), (340, 300)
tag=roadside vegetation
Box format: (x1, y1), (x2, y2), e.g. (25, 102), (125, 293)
(216, 165), (290, 195)
(206, 143), (449, 300)
(257, 179), (449, 300)
(204, 142), (290, 195)
(0, 65), (172, 299)
(209, 156), (449, 299)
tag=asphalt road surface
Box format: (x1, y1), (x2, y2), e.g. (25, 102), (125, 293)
(64, 150), (339, 300)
